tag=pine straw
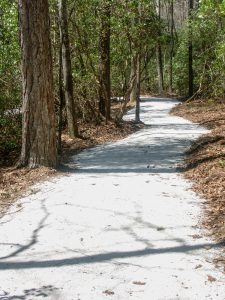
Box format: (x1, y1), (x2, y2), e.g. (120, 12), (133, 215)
(0, 119), (141, 217)
(172, 99), (225, 263)
(0, 167), (57, 217)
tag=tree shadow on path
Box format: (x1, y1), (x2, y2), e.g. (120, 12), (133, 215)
(0, 242), (223, 271)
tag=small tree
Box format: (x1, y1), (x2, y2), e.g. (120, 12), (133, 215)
(58, 0), (79, 137)
(98, 0), (111, 122)
(188, 0), (194, 97)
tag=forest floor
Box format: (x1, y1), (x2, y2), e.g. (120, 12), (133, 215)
(0, 97), (224, 299)
(0, 103), (141, 217)
(172, 100), (225, 250)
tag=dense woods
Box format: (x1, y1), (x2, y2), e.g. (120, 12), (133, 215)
(0, 0), (224, 167)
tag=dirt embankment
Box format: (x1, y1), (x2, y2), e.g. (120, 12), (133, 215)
(172, 99), (225, 246)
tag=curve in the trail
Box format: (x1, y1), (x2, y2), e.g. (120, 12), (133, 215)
(0, 98), (224, 300)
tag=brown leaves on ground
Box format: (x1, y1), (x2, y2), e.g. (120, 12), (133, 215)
(0, 167), (57, 217)
(61, 119), (141, 161)
(172, 99), (225, 254)
(0, 118), (141, 217)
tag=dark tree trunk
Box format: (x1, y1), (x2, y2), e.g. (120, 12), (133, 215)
(18, 0), (57, 168)
(156, 0), (164, 95)
(135, 3), (142, 123)
(130, 56), (137, 103)
(58, 0), (78, 138)
(98, 1), (111, 121)
(188, 0), (194, 97)
(57, 44), (64, 155)
(156, 44), (164, 95)
(169, 0), (174, 94)
(135, 53), (141, 123)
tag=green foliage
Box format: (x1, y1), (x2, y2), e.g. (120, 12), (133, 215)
(0, 0), (20, 109)
(51, 0), (159, 120)
(0, 0), (21, 160)
(0, 112), (21, 165)
(173, 0), (225, 99)
(218, 159), (225, 168)
(1, 0), (224, 164)
(171, 26), (189, 95)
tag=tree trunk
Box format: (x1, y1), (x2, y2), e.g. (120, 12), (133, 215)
(58, 0), (78, 138)
(135, 52), (141, 123)
(57, 44), (64, 155)
(188, 0), (194, 97)
(135, 2), (142, 123)
(129, 56), (137, 103)
(169, 0), (174, 94)
(155, 0), (164, 95)
(98, 1), (111, 122)
(18, 0), (57, 168)
(156, 44), (164, 95)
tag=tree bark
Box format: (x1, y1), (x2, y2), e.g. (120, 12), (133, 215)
(135, 2), (142, 123)
(135, 52), (141, 123)
(156, 44), (164, 95)
(169, 0), (174, 94)
(57, 44), (64, 155)
(129, 55), (137, 103)
(98, 1), (111, 122)
(155, 0), (164, 95)
(58, 0), (78, 138)
(18, 0), (57, 168)
(188, 0), (194, 97)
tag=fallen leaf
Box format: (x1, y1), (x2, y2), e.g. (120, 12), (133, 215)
(132, 281), (146, 286)
(157, 227), (165, 231)
(195, 264), (202, 269)
(207, 275), (217, 282)
(103, 290), (115, 295)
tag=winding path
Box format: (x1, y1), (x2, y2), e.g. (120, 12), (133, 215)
(0, 98), (224, 299)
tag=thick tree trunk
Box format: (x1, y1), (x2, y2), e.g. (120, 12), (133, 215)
(18, 0), (57, 168)
(188, 0), (194, 97)
(58, 0), (78, 138)
(98, 1), (111, 121)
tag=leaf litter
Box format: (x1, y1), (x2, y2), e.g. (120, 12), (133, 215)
(172, 99), (225, 268)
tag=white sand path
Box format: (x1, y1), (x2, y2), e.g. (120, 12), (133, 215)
(0, 98), (224, 300)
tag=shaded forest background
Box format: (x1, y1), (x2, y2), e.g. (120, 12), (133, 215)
(0, 0), (224, 166)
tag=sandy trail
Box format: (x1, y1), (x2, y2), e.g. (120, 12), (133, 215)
(0, 98), (224, 299)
